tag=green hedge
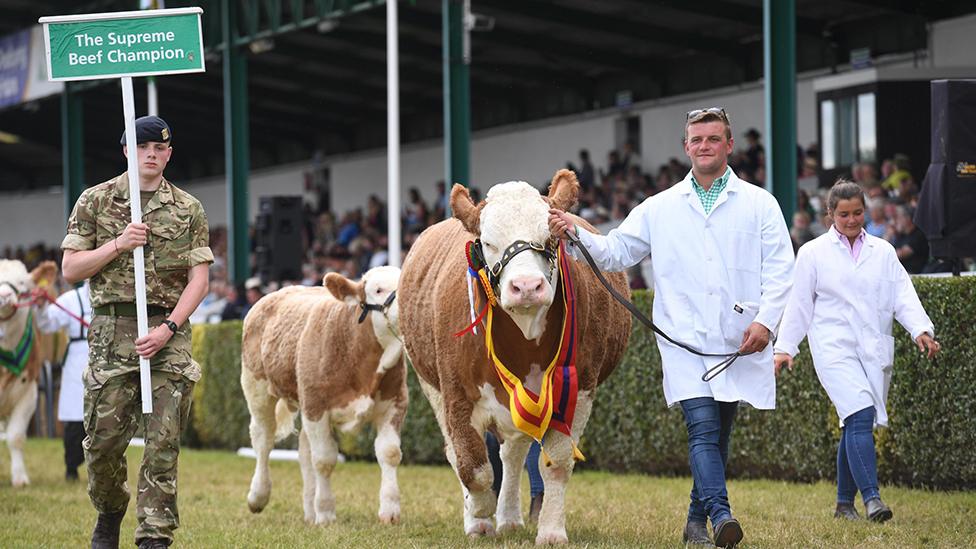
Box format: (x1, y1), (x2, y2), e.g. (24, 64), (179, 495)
(187, 276), (976, 490)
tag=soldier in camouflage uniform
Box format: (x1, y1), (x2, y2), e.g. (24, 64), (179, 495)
(61, 116), (213, 549)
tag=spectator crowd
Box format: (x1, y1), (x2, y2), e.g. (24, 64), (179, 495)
(4, 128), (972, 323)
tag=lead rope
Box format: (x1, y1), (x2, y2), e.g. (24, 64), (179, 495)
(564, 230), (743, 382)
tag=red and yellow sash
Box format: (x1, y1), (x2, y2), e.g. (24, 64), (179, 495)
(483, 242), (584, 461)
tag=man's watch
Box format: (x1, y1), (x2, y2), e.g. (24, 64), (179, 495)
(162, 320), (179, 334)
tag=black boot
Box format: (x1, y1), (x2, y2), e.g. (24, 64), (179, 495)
(528, 492), (544, 523)
(865, 497), (893, 523)
(682, 520), (711, 545)
(137, 538), (171, 549)
(90, 511), (125, 549)
(834, 502), (860, 520)
(712, 517), (744, 548)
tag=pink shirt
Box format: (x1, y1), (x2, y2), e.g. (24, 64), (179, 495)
(830, 224), (866, 261)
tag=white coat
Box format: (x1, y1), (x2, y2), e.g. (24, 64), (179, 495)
(36, 284), (91, 422)
(572, 169), (794, 408)
(774, 230), (933, 427)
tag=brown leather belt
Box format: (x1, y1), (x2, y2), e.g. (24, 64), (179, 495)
(93, 303), (172, 317)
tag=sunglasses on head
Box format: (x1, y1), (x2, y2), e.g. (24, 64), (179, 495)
(686, 107), (728, 121)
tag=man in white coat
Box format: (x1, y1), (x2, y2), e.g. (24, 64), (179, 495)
(36, 281), (92, 481)
(549, 108), (794, 548)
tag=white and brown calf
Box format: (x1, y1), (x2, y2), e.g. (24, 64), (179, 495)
(240, 266), (406, 525)
(399, 171), (631, 544)
(0, 260), (57, 487)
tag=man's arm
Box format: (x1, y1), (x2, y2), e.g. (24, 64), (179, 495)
(63, 223), (148, 284)
(741, 195), (796, 354)
(134, 262), (209, 359)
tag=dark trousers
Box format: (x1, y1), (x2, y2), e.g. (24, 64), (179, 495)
(64, 421), (85, 477)
(679, 397), (739, 525)
(837, 406), (881, 504)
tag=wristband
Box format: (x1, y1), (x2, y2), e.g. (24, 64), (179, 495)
(163, 319), (178, 334)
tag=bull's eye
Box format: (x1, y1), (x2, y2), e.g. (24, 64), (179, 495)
(484, 242), (497, 253)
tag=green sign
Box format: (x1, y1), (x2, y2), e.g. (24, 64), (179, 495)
(40, 8), (204, 81)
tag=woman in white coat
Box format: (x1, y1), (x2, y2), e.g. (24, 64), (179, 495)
(36, 281), (91, 481)
(774, 180), (939, 523)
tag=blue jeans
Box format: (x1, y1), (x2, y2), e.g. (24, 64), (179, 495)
(679, 397), (739, 525)
(486, 433), (544, 497)
(836, 406), (881, 504)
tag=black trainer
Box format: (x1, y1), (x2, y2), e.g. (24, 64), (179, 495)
(90, 511), (125, 549)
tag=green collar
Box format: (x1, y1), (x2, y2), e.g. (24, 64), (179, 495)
(0, 310), (34, 376)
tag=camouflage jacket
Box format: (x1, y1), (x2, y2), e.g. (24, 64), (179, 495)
(62, 173), (214, 309)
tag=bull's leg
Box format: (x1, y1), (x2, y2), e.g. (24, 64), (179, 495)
(6, 381), (38, 487)
(298, 429), (316, 523)
(417, 377), (495, 537)
(496, 435), (532, 533)
(372, 399), (405, 524)
(303, 411), (339, 525)
(535, 391), (594, 546)
(241, 368), (277, 513)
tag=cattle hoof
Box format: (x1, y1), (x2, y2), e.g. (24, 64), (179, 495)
(496, 520), (524, 534)
(535, 530), (569, 545)
(11, 477), (29, 488)
(465, 519), (495, 538)
(314, 512), (337, 526)
(378, 511), (400, 525)
(247, 488), (270, 513)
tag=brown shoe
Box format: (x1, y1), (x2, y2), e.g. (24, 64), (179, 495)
(90, 511), (124, 549)
(528, 492), (544, 523)
(682, 520), (711, 545)
(834, 502), (860, 520)
(865, 497), (893, 523)
(712, 517), (743, 548)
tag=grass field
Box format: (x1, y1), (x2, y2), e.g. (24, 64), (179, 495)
(0, 438), (973, 548)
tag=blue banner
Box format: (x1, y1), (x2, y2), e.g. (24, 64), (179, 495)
(0, 29), (30, 109)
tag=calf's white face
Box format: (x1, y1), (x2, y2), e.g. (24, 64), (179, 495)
(361, 265), (401, 336)
(0, 260), (31, 318)
(479, 182), (557, 341)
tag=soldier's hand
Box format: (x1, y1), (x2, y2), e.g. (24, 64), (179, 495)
(135, 324), (173, 359)
(116, 223), (149, 252)
(739, 322), (771, 354)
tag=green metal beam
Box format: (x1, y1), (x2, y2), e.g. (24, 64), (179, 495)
(443, 0), (469, 188)
(61, 82), (84, 220)
(223, 0), (251, 285)
(764, 0), (797, 225)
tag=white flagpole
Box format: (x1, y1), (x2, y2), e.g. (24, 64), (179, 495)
(387, 0), (401, 267)
(121, 76), (153, 414)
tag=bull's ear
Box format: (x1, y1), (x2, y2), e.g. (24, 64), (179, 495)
(547, 169), (580, 212)
(450, 183), (483, 235)
(324, 272), (364, 307)
(30, 260), (58, 288)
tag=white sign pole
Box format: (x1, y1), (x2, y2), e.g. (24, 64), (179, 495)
(121, 76), (153, 414)
(387, 0), (401, 267)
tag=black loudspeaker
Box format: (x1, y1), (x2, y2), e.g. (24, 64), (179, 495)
(915, 79), (976, 259)
(255, 196), (304, 282)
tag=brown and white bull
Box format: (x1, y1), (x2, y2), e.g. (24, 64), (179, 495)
(0, 259), (57, 487)
(399, 170), (632, 544)
(240, 266), (406, 525)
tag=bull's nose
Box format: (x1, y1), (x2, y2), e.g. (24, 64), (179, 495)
(508, 275), (546, 303)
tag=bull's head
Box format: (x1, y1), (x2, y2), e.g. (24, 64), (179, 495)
(0, 260), (33, 321)
(452, 169), (579, 340)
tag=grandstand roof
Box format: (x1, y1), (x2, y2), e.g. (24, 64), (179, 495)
(1, 0), (974, 193)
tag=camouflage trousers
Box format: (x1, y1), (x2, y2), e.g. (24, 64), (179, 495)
(83, 369), (194, 544)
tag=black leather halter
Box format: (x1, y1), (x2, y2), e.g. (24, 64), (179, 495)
(472, 239), (558, 289)
(358, 290), (397, 324)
